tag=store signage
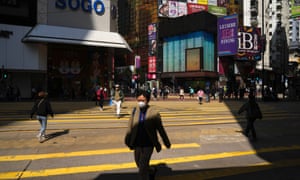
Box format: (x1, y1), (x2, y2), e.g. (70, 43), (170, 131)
(55, 0), (105, 15)
(236, 26), (261, 61)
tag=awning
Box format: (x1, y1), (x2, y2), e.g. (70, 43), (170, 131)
(22, 24), (132, 52)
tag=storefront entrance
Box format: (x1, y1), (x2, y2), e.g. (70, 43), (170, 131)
(47, 45), (111, 100)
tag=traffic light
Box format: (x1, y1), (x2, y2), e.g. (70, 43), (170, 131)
(2, 71), (8, 79)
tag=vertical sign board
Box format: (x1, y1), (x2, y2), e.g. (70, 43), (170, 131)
(148, 56), (157, 73)
(217, 14), (238, 56)
(148, 23), (157, 56)
(135, 55), (140, 69)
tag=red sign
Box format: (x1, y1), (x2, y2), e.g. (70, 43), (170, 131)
(147, 73), (157, 80)
(187, 3), (208, 15)
(148, 56), (156, 73)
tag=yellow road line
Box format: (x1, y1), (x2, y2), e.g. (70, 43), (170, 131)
(0, 143), (200, 162)
(0, 145), (299, 179)
(157, 159), (300, 180)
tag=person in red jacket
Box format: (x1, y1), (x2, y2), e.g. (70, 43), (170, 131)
(96, 86), (105, 111)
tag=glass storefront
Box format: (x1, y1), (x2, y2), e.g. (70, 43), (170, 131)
(47, 45), (111, 100)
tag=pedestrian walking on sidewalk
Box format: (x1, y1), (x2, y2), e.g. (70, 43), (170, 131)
(111, 84), (124, 118)
(125, 90), (171, 180)
(30, 90), (54, 142)
(238, 94), (262, 141)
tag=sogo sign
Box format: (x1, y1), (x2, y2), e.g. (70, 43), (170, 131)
(55, 0), (105, 15)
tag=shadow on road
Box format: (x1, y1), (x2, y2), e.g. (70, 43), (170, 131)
(94, 98), (300, 179)
(40, 129), (70, 143)
(93, 160), (300, 180)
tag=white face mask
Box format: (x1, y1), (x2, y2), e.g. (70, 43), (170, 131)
(138, 101), (146, 108)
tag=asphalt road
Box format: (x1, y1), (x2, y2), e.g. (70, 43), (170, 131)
(0, 97), (299, 180)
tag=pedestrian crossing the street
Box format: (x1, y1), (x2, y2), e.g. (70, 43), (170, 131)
(0, 100), (299, 179)
(0, 100), (295, 131)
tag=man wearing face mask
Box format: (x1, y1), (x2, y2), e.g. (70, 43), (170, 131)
(125, 90), (171, 180)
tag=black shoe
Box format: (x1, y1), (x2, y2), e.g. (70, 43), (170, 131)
(149, 167), (157, 180)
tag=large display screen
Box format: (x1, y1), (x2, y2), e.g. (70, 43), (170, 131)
(163, 31), (214, 73)
(186, 48), (203, 71)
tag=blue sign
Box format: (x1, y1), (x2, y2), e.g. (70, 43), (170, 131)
(55, 0), (105, 15)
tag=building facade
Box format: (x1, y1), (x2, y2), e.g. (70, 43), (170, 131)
(118, 1), (223, 93)
(0, 0), (131, 100)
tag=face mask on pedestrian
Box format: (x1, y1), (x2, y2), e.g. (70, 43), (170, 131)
(138, 101), (146, 108)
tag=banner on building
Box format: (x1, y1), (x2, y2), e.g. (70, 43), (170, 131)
(208, 5), (227, 16)
(158, 0), (187, 18)
(148, 56), (157, 73)
(148, 23), (157, 56)
(187, 3), (208, 14)
(135, 55), (140, 68)
(217, 14), (238, 56)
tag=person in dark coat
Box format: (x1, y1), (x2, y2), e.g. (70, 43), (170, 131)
(238, 94), (262, 141)
(30, 91), (54, 142)
(125, 90), (171, 180)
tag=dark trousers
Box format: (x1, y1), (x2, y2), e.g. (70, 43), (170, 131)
(245, 118), (257, 139)
(134, 147), (154, 180)
(98, 99), (104, 109)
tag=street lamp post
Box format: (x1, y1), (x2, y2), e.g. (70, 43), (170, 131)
(261, 0), (265, 100)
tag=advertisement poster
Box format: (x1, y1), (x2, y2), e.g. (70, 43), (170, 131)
(148, 23), (157, 56)
(187, 3), (208, 15)
(217, 14), (238, 56)
(158, 0), (169, 17)
(135, 55), (140, 68)
(236, 26), (261, 61)
(148, 56), (157, 73)
(208, 5), (227, 16)
(158, 0), (225, 18)
(168, 1), (179, 18)
(178, 2), (187, 17)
